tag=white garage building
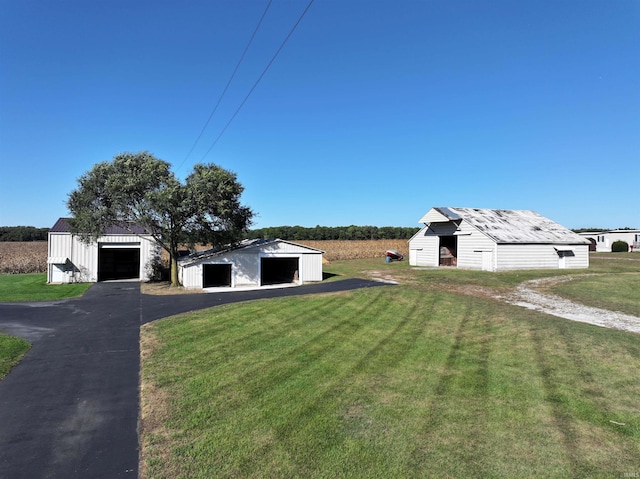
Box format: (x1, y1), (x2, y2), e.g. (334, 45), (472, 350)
(409, 207), (590, 271)
(179, 239), (324, 290)
(47, 218), (159, 283)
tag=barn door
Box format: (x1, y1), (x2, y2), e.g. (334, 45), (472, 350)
(98, 245), (141, 281)
(203, 264), (232, 287)
(481, 251), (493, 271)
(439, 236), (457, 267)
(261, 257), (299, 285)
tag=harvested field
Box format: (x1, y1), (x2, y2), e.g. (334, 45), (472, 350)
(0, 242), (48, 274)
(163, 240), (410, 263)
(297, 239), (409, 261)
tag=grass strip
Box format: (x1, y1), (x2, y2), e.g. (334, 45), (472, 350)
(0, 273), (92, 302)
(0, 334), (30, 380)
(548, 273), (640, 317)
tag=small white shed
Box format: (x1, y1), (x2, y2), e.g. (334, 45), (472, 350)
(179, 239), (324, 290)
(47, 218), (160, 283)
(409, 207), (590, 271)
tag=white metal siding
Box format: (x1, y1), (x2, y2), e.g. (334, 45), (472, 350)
(301, 253), (323, 282)
(409, 226), (439, 267)
(235, 252), (260, 286)
(180, 263), (203, 289)
(495, 244), (589, 270)
(562, 246), (590, 269)
(179, 241), (323, 290)
(456, 222), (496, 270)
(48, 232), (157, 283)
(409, 224), (455, 267)
(408, 219), (589, 272)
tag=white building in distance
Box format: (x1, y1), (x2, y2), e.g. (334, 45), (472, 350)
(578, 230), (640, 252)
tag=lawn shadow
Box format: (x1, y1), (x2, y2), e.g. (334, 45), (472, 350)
(322, 272), (339, 280)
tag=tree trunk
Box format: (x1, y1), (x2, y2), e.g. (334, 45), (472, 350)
(169, 240), (180, 287)
(170, 255), (179, 287)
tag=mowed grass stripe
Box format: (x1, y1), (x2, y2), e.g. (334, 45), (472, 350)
(141, 285), (640, 479)
(0, 273), (92, 302)
(0, 334), (31, 379)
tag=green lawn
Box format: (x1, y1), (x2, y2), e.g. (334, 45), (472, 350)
(0, 273), (92, 302)
(0, 334), (30, 379)
(140, 259), (640, 478)
(548, 273), (640, 317)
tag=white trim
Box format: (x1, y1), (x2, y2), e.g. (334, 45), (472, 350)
(47, 257), (69, 264)
(99, 242), (141, 249)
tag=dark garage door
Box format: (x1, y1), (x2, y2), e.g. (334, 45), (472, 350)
(203, 264), (232, 288)
(98, 248), (140, 281)
(261, 257), (299, 286)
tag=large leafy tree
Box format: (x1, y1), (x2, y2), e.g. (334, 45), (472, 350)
(67, 151), (253, 286)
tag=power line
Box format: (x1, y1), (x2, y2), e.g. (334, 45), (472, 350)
(199, 0), (315, 162)
(177, 0), (273, 172)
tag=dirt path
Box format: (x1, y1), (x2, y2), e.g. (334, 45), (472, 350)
(503, 276), (640, 334)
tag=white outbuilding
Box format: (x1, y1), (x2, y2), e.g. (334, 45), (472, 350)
(409, 207), (590, 271)
(178, 239), (324, 290)
(47, 218), (160, 283)
(578, 230), (640, 252)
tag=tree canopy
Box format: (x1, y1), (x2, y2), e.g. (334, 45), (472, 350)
(67, 151), (253, 286)
(0, 226), (49, 241)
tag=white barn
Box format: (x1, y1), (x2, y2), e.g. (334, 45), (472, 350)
(409, 207), (590, 271)
(47, 218), (159, 283)
(179, 239), (324, 290)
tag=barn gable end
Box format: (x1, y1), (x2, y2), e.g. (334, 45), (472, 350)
(409, 207), (590, 271)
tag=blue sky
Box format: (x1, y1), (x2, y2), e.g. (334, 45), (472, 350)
(1, 0), (638, 230)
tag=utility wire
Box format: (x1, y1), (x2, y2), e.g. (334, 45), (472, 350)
(199, 0), (314, 162)
(177, 0), (273, 172)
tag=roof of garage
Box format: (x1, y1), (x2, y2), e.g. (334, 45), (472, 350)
(180, 239), (324, 266)
(419, 207), (590, 245)
(50, 218), (149, 235)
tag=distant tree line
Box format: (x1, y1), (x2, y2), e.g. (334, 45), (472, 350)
(0, 226), (49, 241)
(247, 225), (420, 241)
(0, 224), (419, 243)
(3, 224), (635, 242)
(572, 227), (636, 233)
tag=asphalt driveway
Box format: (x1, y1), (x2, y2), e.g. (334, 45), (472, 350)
(0, 278), (386, 479)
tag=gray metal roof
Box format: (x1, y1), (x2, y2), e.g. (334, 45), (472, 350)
(179, 238), (324, 266)
(50, 218), (149, 235)
(423, 207), (589, 244)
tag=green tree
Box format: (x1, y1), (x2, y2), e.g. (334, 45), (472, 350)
(67, 151), (253, 286)
(611, 240), (629, 252)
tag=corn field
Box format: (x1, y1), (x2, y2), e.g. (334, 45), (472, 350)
(298, 239), (409, 262)
(0, 242), (48, 274)
(0, 239), (410, 275)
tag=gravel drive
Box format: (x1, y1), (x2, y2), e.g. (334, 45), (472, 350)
(503, 276), (640, 334)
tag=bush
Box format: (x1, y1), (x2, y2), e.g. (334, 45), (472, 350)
(611, 240), (629, 252)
